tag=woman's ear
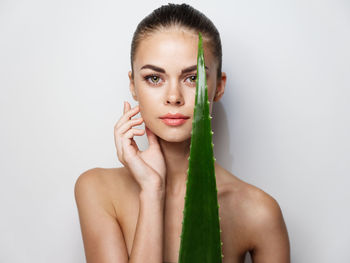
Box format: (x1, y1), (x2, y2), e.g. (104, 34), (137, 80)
(214, 72), (227, 102)
(128, 70), (138, 101)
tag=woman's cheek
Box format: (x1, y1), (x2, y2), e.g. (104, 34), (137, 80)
(138, 101), (154, 125)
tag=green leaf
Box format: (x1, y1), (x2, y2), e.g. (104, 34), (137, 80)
(178, 32), (223, 263)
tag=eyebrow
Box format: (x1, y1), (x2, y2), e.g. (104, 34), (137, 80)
(140, 64), (209, 74)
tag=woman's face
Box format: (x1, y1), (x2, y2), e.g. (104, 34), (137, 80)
(128, 27), (226, 142)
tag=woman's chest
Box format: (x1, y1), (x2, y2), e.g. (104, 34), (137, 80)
(117, 191), (249, 263)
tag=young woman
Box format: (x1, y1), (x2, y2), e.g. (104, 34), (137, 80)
(74, 3), (290, 263)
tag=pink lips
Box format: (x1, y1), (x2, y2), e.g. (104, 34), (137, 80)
(159, 113), (190, 126)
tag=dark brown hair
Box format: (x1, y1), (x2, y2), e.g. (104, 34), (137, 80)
(130, 3), (222, 79)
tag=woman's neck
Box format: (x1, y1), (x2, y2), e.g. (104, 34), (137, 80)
(159, 138), (190, 197)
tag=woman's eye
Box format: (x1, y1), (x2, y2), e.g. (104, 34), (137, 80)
(144, 75), (162, 85)
(187, 75), (197, 83)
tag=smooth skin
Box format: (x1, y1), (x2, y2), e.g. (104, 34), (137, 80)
(74, 26), (290, 263)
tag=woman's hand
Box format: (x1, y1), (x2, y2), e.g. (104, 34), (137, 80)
(114, 101), (166, 192)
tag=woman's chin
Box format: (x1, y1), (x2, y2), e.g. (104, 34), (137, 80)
(163, 137), (191, 143)
(156, 131), (191, 143)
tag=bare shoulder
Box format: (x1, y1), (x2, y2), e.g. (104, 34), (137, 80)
(216, 163), (290, 261)
(74, 167), (136, 262)
(216, 163), (286, 223)
(74, 166), (138, 218)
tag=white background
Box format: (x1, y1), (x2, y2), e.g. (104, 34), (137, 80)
(1, 0), (349, 262)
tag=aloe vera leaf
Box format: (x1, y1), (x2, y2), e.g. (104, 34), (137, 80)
(178, 32), (223, 263)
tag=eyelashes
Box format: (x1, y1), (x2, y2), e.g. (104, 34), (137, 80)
(143, 74), (197, 87)
(144, 74), (163, 85)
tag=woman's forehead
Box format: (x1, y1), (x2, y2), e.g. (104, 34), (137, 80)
(134, 29), (215, 72)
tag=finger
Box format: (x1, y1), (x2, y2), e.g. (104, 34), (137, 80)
(122, 104), (139, 121)
(125, 103), (138, 120)
(115, 104), (140, 129)
(115, 101), (140, 164)
(126, 101), (131, 112)
(130, 139), (138, 149)
(115, 119), (142, 164)
(123, 128), (145, 141)
(116, 117), (143, 135)
(114, 127), (125, 164)
(124, 100), (131, 114)
(145, 126), (159, 147)
(117, 101), (127, 162)
(115, 105), (134, 162)
(119, 128), (144, 164)
(122, 128), (145, 160)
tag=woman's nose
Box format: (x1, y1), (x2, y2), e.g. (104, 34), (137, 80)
(165, 84), (184, 106)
